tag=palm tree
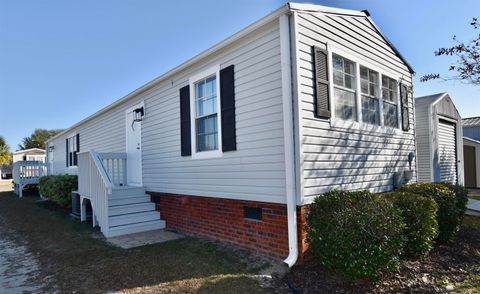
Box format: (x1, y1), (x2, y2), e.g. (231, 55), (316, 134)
(0, 136), (11, 165)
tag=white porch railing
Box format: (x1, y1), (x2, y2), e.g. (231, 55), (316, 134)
(13, 160), (46, 198)
(77, 150), (127, 236)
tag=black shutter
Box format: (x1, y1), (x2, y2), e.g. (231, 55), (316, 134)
(180, 85), (191, 156)
(400, 83), (410, 131)
(220, 65), (236, 152)
(74, 134), (80, 166)
(65, 138), (69, 167)
(313, 46), (331, 118)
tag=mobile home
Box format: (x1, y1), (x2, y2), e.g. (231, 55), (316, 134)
(46, 3), (416, 265)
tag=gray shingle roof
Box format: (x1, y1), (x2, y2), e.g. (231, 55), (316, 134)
(463, 117), (480, 127)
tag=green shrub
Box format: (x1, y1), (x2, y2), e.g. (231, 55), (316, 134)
(383, 191), (438, 257)
(397, 182), (460, 243)
(443, 183), (469, 224)
(306, 190), (405, 281)
(39, 175), (78, 208)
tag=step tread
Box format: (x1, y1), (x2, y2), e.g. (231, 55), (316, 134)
(109, 219), (165, 230)
(109, 210), (159, 220)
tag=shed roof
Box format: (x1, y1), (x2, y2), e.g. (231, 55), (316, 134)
(463, 116), (480, 127)
(415, 92), (447, 106)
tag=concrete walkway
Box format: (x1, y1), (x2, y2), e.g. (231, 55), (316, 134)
(107, 229), (183, 249)
(467, 198), (480, 216)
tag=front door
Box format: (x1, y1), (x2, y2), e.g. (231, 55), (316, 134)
(126, 102), (144, 186)
(464, 145), (477, 188)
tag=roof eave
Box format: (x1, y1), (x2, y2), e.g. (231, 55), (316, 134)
(46, 3), (290, 143)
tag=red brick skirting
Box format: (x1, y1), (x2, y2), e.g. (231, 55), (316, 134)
(148, 192), (308, 261)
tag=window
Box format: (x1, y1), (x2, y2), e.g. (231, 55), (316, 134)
(382, 75), (398, 128)
(188, 65), (223, 159)
(332, 54), (357, 121)
(66, 134), (79, 167)
(360, 66), (380, 125)
(195, 76), (218, 152)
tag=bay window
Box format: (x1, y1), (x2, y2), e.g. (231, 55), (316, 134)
(360, 66), (380, 125)
(332, 54), (357, 121)
(382, 75), (399, 128)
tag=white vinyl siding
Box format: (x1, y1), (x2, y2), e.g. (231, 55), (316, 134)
(294, 11), (416, 202)
(47, 21), (286, 204)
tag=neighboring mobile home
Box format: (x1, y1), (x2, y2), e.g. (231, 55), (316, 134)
(45, 3), (416, 265)
(415, 93), (464, 185)
(12, 148), (46, 163)
(463, 116), (480, 141)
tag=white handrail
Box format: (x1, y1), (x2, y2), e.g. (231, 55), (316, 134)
(77, 150), (127, 237)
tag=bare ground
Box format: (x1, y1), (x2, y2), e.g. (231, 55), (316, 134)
(0, 191), (271, 293)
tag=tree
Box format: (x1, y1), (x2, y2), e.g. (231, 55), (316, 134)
(421, 18), (480, 85)
(0, 136), (11, 165)
(19, 128), (63, 150)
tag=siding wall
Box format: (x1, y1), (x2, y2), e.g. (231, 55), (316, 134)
(47, 20), (287, 204)
(293, 11), (416, 202)
(464, 126), (480, 141)
(415, 101), (432, 182)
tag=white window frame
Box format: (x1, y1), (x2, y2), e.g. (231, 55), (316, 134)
(188, 65), (223, 160)
(66, 133), (78, 168)
(326, 43), (402, 134)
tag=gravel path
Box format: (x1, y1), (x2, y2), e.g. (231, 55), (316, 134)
(0, 214), (45, 293)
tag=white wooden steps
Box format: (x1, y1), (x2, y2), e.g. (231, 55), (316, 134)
(107, 186), (165, 237)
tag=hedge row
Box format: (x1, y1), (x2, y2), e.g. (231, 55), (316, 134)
(306, 182), (468, 281)
(39, 175), (78, 208)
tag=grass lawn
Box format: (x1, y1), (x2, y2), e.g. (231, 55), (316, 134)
(0, 191), (270, 293)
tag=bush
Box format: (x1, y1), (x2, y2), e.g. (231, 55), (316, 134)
(306, 190), (405, 281)
(39, 175), (78, 208)
(397, 183), (461, 243)
(443, 183), (469, 224)
(383, 191), (438, 257)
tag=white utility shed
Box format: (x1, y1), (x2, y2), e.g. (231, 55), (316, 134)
(415, 93), (464, 185)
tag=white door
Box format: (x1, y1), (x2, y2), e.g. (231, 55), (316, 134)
(438, 119), (457, 184)
(48, 144), (54, 174)
(126, 102), (144, 186)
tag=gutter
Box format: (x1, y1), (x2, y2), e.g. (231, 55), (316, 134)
(279, 10), (298, 268)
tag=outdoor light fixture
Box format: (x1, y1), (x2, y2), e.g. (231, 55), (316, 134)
(133, 107), (144, 122)
(48, 145), (54, 151)
(131, 106), (145, 130)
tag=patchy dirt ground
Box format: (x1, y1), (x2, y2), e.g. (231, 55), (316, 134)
(0, 191), (271, 293)
(0, 233), (46, 292)
(274, 216), (480, 293)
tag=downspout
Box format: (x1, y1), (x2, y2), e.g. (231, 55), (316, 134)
(279, 12), (298, 268)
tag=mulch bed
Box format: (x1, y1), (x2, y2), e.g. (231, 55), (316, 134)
(273, 216), (480, 293)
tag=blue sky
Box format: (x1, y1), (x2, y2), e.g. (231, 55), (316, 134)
(0, 0), (479, 150)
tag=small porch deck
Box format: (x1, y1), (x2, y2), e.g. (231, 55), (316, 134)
(77, 150), (164, 238)
(12, 160), (46, 198)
